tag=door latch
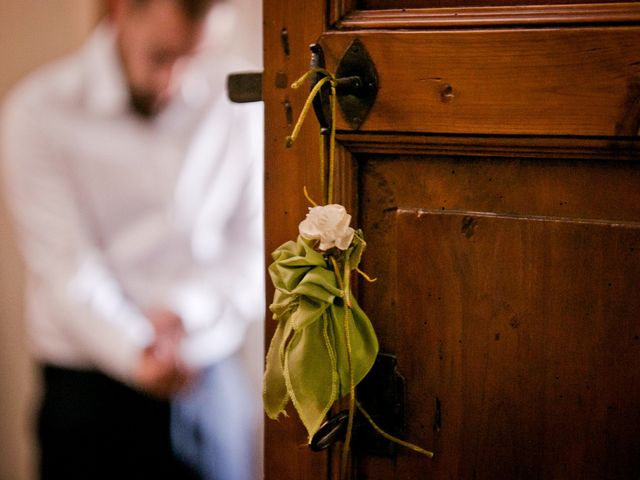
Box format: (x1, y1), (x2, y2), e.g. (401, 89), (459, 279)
(227, 72), (263, 103)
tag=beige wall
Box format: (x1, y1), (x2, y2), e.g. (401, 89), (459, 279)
(0, 3), (111, 479)
(0, 1), (262, 479)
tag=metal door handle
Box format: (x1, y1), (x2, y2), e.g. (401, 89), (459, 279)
(227, 72), (263, 103)
(309, 353), (406, 457)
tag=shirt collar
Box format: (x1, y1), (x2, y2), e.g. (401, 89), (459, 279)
(82, 22), (130, 117)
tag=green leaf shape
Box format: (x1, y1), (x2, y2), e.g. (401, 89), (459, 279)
(348, 230), (366, 271)
(263, 235), (379, 440)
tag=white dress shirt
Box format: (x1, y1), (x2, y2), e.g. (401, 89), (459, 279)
(1, 23), (264, 383)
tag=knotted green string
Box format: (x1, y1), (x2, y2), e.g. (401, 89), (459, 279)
(286, 67), (337, 204)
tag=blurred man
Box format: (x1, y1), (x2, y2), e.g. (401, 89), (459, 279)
(1, 1), (264, 479)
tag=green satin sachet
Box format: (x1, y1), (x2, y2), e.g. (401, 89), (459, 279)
(263, 233), (379, 441)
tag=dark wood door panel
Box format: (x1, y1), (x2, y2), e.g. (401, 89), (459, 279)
(356, 207), (640, 479)
(400, 211), (640, 479)
(356, 155), (640, 478)
(319, 28), (640, 136)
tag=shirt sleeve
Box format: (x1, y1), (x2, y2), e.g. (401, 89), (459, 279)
(1, 90), (153, 383)
(174, 101), (265, 368)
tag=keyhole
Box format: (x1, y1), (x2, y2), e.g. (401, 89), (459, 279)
(440, 84), (455, 102)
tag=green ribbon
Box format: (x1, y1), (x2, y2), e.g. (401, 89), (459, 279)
(263, 234), (379, 440)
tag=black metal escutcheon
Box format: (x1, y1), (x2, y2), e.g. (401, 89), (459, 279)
(308, 38), (378, 131)
(335, 38), (378, 130)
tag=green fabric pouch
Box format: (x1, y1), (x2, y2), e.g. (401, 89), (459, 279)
(263, 235), (379, 440)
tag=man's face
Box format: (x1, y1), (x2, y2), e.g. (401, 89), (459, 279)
(113, 0), (205, 117)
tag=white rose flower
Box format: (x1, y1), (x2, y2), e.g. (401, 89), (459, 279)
(299, 204), (355, 251)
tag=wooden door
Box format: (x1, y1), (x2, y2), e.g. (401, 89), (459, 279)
(263, 0), (640, 478)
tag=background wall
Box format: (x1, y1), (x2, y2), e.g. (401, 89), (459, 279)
(0, 1), (263, 478)
(0, 4), (102, 478)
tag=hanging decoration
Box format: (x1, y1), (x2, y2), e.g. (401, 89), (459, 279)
(263, 66), (433, 477)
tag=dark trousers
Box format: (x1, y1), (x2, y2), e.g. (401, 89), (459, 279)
(38, 365), (199, 480)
